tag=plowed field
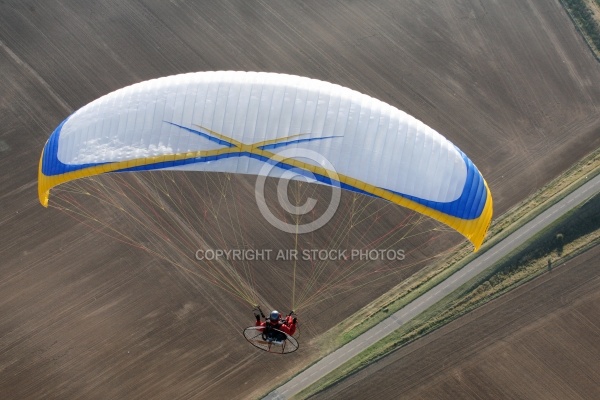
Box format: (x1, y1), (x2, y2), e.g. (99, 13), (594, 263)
(1, 0), (599, 398)
(316, 246), (600, 400)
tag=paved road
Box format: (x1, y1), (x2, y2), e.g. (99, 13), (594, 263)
(265, 173), (600, 399)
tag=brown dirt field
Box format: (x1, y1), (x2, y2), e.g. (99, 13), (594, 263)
(1, 0), (599, 398)
(315, 245), (600, 400)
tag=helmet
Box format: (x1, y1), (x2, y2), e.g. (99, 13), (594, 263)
(269, 310), (280, 323)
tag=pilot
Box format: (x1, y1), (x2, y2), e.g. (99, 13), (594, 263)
(255, 308), (297, 341)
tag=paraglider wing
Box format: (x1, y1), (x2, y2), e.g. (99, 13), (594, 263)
(38, 71), (493, 249)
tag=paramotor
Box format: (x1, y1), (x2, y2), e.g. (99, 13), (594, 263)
(243, 326), (299, 354)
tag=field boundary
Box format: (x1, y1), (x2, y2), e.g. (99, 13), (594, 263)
(257, 146), (600, 399)
(311, 147), (600, 353)
(559, 0), (600, 60)
(294, 164), (600, 399)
